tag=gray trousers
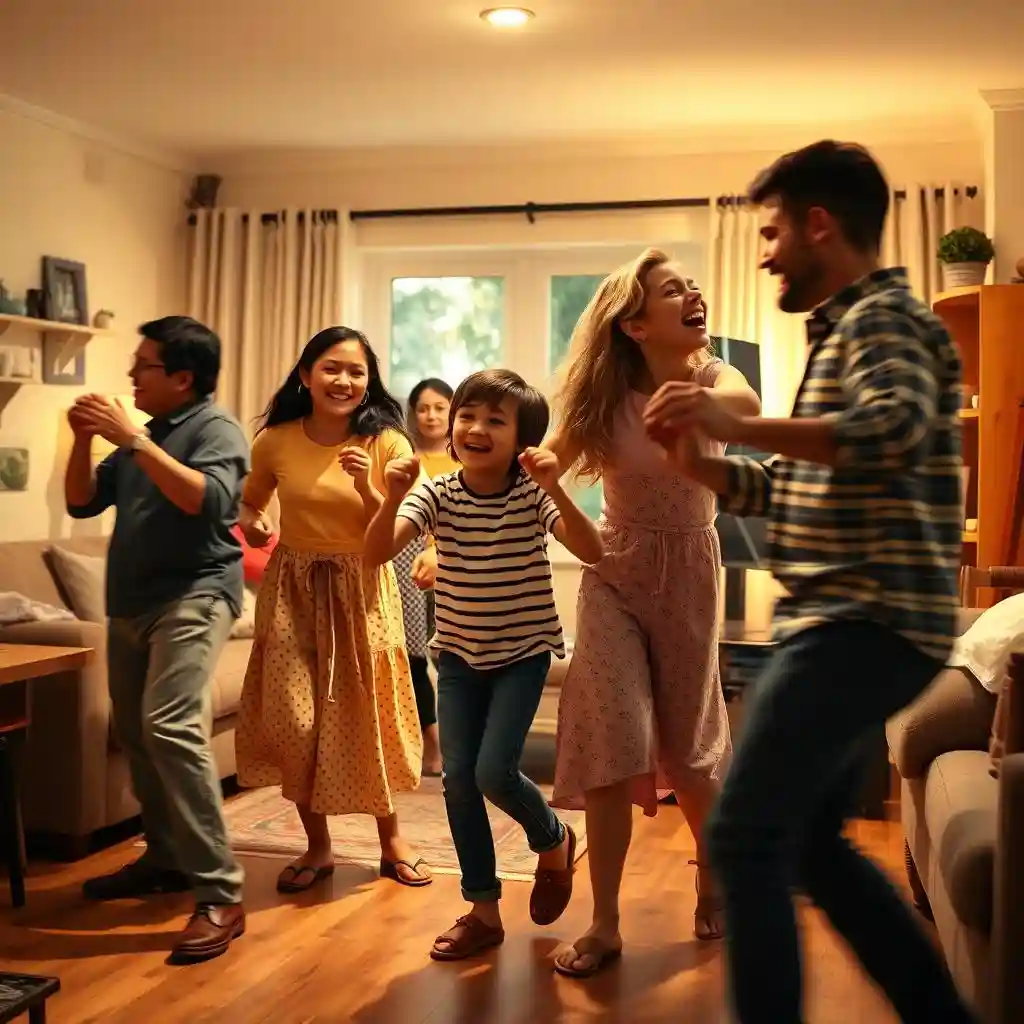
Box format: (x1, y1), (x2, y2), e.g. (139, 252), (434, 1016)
(107, 594), (244, 904)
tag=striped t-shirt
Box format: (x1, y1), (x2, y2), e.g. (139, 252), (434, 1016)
(397, 470), (565, 669)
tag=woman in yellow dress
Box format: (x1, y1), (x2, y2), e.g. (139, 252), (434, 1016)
(392, 378), (460, 775)
(236, 326), (431, 892)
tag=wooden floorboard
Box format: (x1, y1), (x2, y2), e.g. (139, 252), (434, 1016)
(0, 806), (917, 1023)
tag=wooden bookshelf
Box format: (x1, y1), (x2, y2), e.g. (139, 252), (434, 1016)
(933, 284), (1024, 600)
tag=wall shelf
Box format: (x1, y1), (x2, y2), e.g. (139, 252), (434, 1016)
(0, 312), (111, 387)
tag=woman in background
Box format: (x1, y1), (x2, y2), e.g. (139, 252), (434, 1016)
(393, 378), (459, 775)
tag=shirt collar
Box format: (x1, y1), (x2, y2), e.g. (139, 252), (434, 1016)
(147, 396), (212, 432)
(806, 266), (910, 344)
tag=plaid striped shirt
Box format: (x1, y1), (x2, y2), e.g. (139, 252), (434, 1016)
(722, 267), (962, 662)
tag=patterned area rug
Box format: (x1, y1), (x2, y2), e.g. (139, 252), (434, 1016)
(223, 776), (587, 882)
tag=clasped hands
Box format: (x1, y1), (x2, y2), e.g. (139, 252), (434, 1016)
(642, 382), (742, 468)
(67, 394), (140, 448)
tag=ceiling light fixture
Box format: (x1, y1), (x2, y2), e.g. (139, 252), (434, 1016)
(480, 7), (535, 28)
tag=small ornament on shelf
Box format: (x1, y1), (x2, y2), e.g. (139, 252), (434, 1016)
(1013, 257), (1024, 285)
(93, 309), (114, 329)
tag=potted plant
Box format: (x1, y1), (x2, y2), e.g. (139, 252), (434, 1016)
(937, 227), (994, 288)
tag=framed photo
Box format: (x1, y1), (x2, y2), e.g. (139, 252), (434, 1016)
(42, 257), (88, 326)
(0, 446), (29, 491)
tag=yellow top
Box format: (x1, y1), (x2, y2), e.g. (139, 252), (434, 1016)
(243, 421), (412, 554)
(418, 449), (460, 479)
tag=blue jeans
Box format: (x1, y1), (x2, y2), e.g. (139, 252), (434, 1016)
(437, 650), (565, 903)
(707, 620), (978, 1024)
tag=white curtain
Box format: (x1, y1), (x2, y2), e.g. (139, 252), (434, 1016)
(882, 184), (983, 303)
(187, 208), (350, 432)
(704, 199), (806, 417)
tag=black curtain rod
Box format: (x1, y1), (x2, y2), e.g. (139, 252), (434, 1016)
(183, 187), (978, 227)
(347, 186), (978, 224)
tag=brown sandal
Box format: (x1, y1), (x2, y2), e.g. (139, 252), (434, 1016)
(530, 824), (577, 925)
(690, 859), (724, 940)
(430, 914), (505, 961)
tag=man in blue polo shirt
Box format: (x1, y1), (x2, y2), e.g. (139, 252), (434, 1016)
(65, 315), (248, 964)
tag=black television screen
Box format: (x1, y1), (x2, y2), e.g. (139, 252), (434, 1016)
(713, 336), (770, 569)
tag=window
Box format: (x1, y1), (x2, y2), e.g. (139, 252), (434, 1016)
(362, 240), (705, 537)
(548, 274), (607, 519)
(548, 274), (605, 372)
(389, 276), (505, 404)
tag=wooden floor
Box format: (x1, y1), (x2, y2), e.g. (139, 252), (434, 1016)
(0, 810), (917, 1023)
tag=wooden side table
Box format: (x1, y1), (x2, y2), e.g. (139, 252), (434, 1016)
(0, 644), (93, 910)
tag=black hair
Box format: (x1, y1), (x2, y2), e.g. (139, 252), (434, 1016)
(748, 139), (890, 253)
(407, 377), (455, 441)
(257, 325), (406, 438)
(138, 315), (221, 397)
(448, 369), (549, 475)
(408, 377), (454, 409)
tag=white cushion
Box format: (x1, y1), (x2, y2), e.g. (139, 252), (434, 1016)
(948, 593), (1024, 693)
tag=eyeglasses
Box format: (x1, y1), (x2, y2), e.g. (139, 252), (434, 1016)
(130, 358), (165, 375)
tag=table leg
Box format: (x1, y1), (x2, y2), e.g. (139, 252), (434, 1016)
(0, 731), (27, 909)
(29, 1004), (47, 1024)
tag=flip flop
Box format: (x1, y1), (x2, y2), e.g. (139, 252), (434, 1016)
(380, 857), (433, 887)
(553, 937), (623, 979)
(276, 862), (335, 893)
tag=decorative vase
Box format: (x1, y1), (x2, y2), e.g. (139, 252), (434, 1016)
(942, 262), (987, 289)
(0, 280), (22, 315)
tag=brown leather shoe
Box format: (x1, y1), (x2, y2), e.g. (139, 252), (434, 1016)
(170, 903), (246, 964)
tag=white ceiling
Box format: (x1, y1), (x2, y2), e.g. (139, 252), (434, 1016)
(2, 0), (1022, 165)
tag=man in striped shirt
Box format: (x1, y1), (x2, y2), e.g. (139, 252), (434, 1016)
(644, 141), (975, 1023)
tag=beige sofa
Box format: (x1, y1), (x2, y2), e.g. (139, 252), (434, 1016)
(886, 591), (1024, 1024)
(0, 536), (251, 858)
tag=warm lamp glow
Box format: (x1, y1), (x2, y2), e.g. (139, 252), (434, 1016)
(480, 7), (534, 28)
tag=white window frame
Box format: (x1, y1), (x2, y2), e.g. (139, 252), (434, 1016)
(359, 239), (706, 564)
(360, 240), (706, 394)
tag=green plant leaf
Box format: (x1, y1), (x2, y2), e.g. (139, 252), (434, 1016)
(937, 227), (994, 264)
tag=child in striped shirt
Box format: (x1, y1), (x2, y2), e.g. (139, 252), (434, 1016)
(365, 368), (603, 961)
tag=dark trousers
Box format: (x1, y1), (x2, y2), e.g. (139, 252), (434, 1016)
(437, 650), (564, 902)
(409, 655), (437, 730)
(707, 620), (977, 1024)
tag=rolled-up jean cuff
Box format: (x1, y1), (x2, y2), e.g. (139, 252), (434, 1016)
(462, 881), (502, 903)
(528, 819), (566, 855)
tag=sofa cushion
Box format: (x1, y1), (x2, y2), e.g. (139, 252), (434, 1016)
(0, 536), (104, 610)
(209, 638), (251, 720)
(48, 546), (106, 623)
(924, 748), (998, 933)
(229, 586), (257, 640)
(108, 637), (252, 750)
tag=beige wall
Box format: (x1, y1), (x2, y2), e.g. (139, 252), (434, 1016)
(0, 102), (189, 542)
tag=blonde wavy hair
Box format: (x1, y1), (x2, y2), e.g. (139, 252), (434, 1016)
(552, 247), (714, 481)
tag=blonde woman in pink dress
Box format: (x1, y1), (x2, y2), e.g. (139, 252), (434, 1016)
(546, 248), (761, 978)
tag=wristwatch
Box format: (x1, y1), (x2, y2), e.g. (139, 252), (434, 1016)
(125, 430), (152, 454)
